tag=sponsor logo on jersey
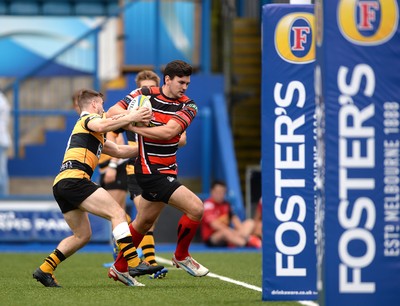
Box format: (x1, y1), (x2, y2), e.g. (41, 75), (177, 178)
(123, 96), (134, 104)
(275, 12), (315, 64)
(338, 0), (399, 45)
(186, 103), (198, 111)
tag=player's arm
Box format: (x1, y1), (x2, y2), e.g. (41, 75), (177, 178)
(107, 103), (126, 117)
(102, 139), (138, 159)
(107, 91), (152, 127)
(87, 108), (151, 133)
(178, 131), (187, 147)
(130, 101), (197, 140)
(130, 120), (183, 141)
(107, 88), (142, 117)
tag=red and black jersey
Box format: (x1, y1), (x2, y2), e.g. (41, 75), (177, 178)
(117, 86), (197, 175)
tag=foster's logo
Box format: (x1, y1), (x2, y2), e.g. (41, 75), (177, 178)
(338, 0), (398, 45)
(275, 12), (315, 64)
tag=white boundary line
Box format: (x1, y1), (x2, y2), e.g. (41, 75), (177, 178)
(206, 272), (262, 292)
(298, 302), (319, 306)
(155, 256), (319, 306)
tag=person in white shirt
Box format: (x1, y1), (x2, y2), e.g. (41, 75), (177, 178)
(0, 91), (11, 196)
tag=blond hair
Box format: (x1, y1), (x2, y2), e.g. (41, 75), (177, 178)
(135, 70), (160, 88)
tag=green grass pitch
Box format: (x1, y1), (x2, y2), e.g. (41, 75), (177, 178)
(0, 251), (304, 306)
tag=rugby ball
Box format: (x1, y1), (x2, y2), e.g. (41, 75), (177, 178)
(127, 95), (152, 126)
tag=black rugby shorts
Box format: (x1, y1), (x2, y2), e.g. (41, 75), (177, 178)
(127, 174), (142, 200)
(136, 174), (181, 203)
(53, 178), (100, 213)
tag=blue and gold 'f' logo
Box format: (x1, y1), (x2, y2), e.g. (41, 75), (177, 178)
(338, 0), (398, 45)
(275, 12), (315, 64)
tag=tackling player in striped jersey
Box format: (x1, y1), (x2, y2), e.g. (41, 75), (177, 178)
(33, 89), (163, 287)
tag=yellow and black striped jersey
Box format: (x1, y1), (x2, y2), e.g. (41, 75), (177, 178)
(53, 113), (105, 186)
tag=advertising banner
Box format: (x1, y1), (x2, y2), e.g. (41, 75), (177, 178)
(0, 201), (110, 242)
(315, 0), (400, 305)
(261, 4), (317, 301)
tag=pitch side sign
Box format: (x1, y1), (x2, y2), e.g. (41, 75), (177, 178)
(315, 0), (400, 305)
(0, 201), (111, 242)
(261, 4), (317, 301)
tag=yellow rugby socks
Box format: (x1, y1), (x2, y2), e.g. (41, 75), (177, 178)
(139, 231), (157, 265)
(40, 248), (66, 273)
(113, 222), (140, 268)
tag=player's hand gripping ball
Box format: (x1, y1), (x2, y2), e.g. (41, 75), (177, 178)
(127, 95), (152, 126)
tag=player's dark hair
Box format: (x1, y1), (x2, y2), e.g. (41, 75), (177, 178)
(163, 60), (192, 83)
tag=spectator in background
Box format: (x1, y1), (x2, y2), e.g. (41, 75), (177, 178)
(0, 91), (11, 196)
(201, 180), (262, 249)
